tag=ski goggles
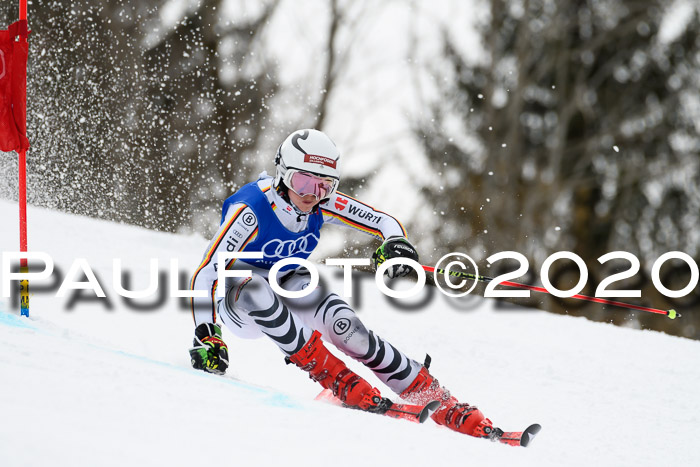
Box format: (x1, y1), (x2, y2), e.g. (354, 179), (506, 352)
(285, 170), (337, 199)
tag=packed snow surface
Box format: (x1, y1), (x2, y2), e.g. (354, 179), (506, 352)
(1, 200), (698, 466)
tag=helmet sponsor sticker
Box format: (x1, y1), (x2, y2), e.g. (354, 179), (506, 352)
(304, 154), (337, 169)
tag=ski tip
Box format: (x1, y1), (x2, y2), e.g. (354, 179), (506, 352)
(418, 400), (441, 423)
(519, 424), (542, 447)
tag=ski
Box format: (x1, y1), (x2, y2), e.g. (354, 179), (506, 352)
(383, 399), (442, 423)
(490, 423), (542, 447)
(315, 388), (441, 423)
(316, 388), (540, 445)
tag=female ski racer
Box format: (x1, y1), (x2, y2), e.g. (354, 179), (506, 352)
(189, 129), (498, 439)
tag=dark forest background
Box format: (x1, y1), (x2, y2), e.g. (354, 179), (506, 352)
(2, 0), (699, 338)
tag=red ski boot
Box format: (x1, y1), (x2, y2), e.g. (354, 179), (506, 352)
(400, 366), (497, 439)
(288, 331), (383, 411)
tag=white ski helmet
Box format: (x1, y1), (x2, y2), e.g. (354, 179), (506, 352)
(274, 129), (341, 200)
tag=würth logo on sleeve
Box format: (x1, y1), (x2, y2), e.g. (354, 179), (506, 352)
(304, 154), (337, 168)
(335, 196), (348, 211)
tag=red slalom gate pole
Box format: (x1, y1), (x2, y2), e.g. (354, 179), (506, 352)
(18, 0), (29, 317)
(422, 265), (679, 320)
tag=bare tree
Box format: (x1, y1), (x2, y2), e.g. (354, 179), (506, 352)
(415, 0), (700, 338)
(8, 0), (281, 238)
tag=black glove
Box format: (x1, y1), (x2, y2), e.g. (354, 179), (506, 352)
(189, 323), (229, 375)
(372, 237), (419, 278)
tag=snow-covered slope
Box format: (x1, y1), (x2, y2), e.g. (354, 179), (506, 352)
(1, 200), (699, 467)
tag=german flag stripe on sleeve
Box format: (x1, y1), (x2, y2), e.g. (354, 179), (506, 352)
(211, 226), (260, 303)
(226, 227), (259, 269)
(334, 192), (408, 237)
(321, 209), (385, 239)
(189, 204), (247, 323)
(209, 281), (217, 323)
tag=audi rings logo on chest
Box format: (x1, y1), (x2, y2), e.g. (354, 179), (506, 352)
(261, 233), (319, 259)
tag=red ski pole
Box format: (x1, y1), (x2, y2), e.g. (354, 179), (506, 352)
(422, 265), (679, 320)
